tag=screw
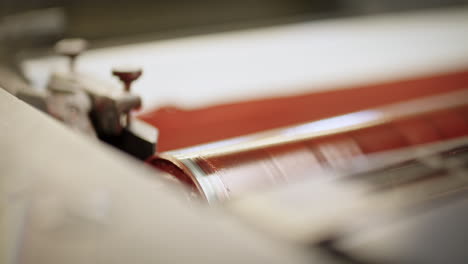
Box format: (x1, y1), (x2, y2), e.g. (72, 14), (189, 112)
(112, 66), (143, 127)
(55, 38), (88, 73)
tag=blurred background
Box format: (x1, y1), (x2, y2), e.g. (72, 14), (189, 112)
(2, 0), (468, 45)
(2, 0), (467, 123)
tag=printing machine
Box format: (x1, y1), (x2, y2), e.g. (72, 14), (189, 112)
(2, 2), (468, 263)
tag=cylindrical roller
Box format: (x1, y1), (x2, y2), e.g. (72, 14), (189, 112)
(148, 90), (468, 203)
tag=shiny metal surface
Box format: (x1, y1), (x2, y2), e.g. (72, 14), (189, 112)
(229, 137), (468, 243)
(149, 90), (468, 202)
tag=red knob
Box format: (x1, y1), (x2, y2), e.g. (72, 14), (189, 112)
(112, 66), (143, 92)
